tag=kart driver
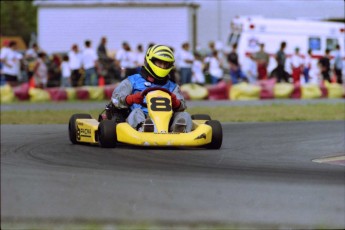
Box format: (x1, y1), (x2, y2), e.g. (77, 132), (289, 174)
(110, 44), (192, 133)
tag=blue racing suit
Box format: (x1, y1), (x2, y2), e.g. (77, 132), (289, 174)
(111, 73), (192, 131)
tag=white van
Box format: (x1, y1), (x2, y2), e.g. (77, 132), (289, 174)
(227, 16), (345, 82)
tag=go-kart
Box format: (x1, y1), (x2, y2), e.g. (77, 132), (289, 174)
(68, 87), (222, 149)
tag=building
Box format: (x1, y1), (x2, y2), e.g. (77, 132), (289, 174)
(34, 0), (344, 54)
(34, 0), (199, 54)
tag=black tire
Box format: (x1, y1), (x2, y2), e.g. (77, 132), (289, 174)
(191, 114), (211, 120)
(98, 119), (117, 148)
(205, 120), (223, 149)
(69, 113), (92, 144)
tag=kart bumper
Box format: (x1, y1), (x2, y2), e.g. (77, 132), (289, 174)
(116, 123), (212, 147)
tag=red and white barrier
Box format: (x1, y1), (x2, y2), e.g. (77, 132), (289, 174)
(1, 81), (344, 103)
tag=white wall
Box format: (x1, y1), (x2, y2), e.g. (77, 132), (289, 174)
(38, 6), (190, 54)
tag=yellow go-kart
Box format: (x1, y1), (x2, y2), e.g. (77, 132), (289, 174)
(68, 87), (222, 149)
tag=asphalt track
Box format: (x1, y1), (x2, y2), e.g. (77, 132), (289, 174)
(1, 121), (344, 228)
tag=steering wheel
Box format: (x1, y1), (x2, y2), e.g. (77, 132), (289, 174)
(140, 87), (172, 97)
(140, 87), (172, 107)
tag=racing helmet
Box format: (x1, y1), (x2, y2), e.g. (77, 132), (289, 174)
(143, 45), (175, 82)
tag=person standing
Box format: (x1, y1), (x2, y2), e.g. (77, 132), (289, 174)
(115, 42), (137, 79)
(271, 41), (290, 82)
(208, 50), (224, 84)
(332, 44), (343, 84)
(244, 54), (258, 84)
(60, 55), (71, 87)
(68, 44), (83, 87)
(318, 49), (331, 83)
(303, 49), (312, 84)
(33, 52), (48, 88)
(227, 43), (246, 84)
(175, 42), (194, 85)
(82, 40), (98, 86)
(97, 36), (108, 61)
(134, 44), (145, 68)
(290, 47), (304, 84)
(0, 41), (21, 86)
(254, 43), (270, 80)
(25, 43), (41, 82)
(191, 52), (206, 85)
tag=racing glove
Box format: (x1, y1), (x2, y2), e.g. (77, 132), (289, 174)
(170, 93), (181, 110)
(125, 92), (144, 106)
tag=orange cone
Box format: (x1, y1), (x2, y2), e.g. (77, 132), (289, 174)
(98, 75), (105, 87)
(29, 77), (35, 88)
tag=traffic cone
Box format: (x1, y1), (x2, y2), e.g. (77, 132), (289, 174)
(29, 77), (35, 88)
(98, 75), (105, 87)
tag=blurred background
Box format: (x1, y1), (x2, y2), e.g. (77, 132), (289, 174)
(1, 0), (344, 53)
(1, 0), (344, 92)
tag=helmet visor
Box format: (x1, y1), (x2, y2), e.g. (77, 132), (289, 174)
(151, 58), (174, 69)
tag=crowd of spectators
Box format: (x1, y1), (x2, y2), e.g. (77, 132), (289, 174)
(0, 37), (343, 89)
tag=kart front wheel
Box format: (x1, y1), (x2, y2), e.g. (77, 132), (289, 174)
(69, 113), (92, 144)
(205, 120), (223, 149)
(98, 120), (117, 148)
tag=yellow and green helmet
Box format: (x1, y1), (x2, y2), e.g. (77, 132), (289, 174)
(143, 45), (175, 81)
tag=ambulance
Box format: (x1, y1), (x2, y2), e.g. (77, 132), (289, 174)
(227, 16), (345, 82)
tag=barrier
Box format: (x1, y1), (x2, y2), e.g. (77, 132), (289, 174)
(0, 84), (15, 103)
(274, 83), (294, 99)
(324, 82), (344, 99)
(180, 83), (208, 100)
(29, 88), (51, 102)
(301, 84), (322, 99)
(230, 82), (261, 100)
(1, 80), (344, 103)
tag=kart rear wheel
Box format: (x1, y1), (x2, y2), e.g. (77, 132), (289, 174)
(98, 120), (117, 148)
(191, 114), (211, 120)
(69, 113), (92, 144)
(205, 120), (223, 149)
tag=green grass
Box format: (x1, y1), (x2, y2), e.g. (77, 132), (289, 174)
(1, 103), (344, 124)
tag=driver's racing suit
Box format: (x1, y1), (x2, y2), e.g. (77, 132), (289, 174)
(111, 73), (192, 132)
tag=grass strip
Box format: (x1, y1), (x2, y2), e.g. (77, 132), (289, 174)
(1, 103), (343, 124)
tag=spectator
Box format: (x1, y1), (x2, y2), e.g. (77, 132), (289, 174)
(175, 42), (194, 85)
(25, 43), (40, 59)
(318, 49), (331, 83)
(290, 47), (304, 84)
(0, 41), (21, 86)
(206, 41), (216, 57)
(244, 54), (258, 84)
(48, 54), (62, 87)
(208, 50), (224, 84)
(33, 52), (48, 88)
(227, 43), (246, 84)
(0, 40), (11, 85)
(97, 36), (108, 61)
(82, 40), (98, 86)
(60, 55), (71, 87)
(192, 52), (205, 85)
(15, 51), (24, 83)
(115, 42), (137, 79)
(254, 43), (269, 80)
(134, 44), (145, 70)
(303, 49), (312, 84)
(332, 44), (343, 84)
(25, 43), (41, 82)
(68, 44), (83, 87)
(270, 41), (290, 83)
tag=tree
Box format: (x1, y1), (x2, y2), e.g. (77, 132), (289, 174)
(0, 0), (37, 46)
